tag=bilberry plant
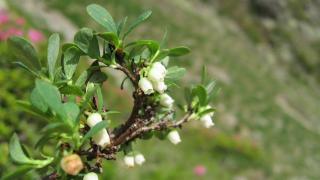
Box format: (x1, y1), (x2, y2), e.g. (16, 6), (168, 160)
(4, 4), (217, 179)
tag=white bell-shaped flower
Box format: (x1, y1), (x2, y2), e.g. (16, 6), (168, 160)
(167, 130), (181, 145)
(138, 77), (154, 95)
(92, 129), (110, 148)
(200, 114), (214, 128)
(152, 62), (167, 74)
(134, 154), (146, 165)
(124, 155), (135, 167)
(148, 62), (167, 82)
(83, 172), (99, 180)
(160, 94), (174, 108)
(86, 113), (110, 147)
(153, 80), (167, 93)
(87, 113), (102, 127)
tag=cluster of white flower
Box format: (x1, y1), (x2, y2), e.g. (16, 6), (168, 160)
(138, 62), (167, 94)
(138, 62), (175, 109)
(124, 153), (146, 167)
(86, 113), (110, 147)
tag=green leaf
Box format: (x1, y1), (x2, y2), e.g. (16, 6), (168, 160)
(8, 36), (41, 70)
(12, 61), (39, 77)
(1, 165), (35, 180)
(41, 122), (71, 135)
(30, 88), (48, 113)
(117, 16), (128, 36)
(167, 46), (190, 57)
(34, 134), (57, 150)
(98, 32), (119, 46)
(47, 33), (60, 80)
(35, 79), (67, 122)
(165, 66), (186, 83)
(63, 46), (81, 79)
(16, 100), (50, 120)
(126, 40), (159, 56)
(63, 102), (80, 123)
(88, 36), (100, 58)
(123, 10), (152, 39)
(96, 86), (104, 112)
(9, 133), (54, 168)
(74, 28), (93, 53)
(62, 43), (79, 52)
(74, 28), (100, 58)
(206, 81), (216, 94)
(199, 108), (215, 117)
(86, 4), (117, 33)
(9, 133), (33, 164)
(59, 84), (84, 96)
(192, 85), (207, 106)
(76, 83), (97, 125)
(81, 121), (108, 144)
(201, 66), (207, 84)
(89, 71), (108, 84)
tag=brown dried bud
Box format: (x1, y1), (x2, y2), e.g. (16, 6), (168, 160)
(60, 154), (84, 175)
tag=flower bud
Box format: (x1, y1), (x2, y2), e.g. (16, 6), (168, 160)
(160, 94), (174, 108)
(148, 62), (166, 82)
(152, 80), (167, 93)
(60, 154), (84, 175)
(134, 154), (146, 165)
(167, 130), (181, 145)
(86, 113), (110, 147)
(124, 155), (135, 167)
(83, 172), (99, 180)
(200, 114), (214, 128)
(138, 77), (154, 95)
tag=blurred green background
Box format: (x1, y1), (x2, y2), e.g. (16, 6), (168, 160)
(1, 0), (320, 179)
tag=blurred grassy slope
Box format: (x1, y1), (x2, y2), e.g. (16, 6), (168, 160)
(8, 0), (320, 179)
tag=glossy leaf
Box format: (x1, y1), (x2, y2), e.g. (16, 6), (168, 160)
(123, 10), (152, 39)
(165, 66), (186, 83)
(167, 46), (190, 57)
(98, 32), (119, 46)
(8, 36), (41, 70)
(74, 28), (93, 53)
(47, 33), (60, 80)
(63, 102), (80, 123)
(86, 4), (117, 33)
(59, 84), (84, 96)
(126, 40), (159, 56)
(63, 46), (81, 79)
(16, 100), (50, 120)
(12, 61), (39, 77)
(35, 79), (67, 122)
(30, 88), (48, 113)
(117, 16), (128, 36)
(74, 28), (100, 58)
(199, 108), (215, 117)
(192, 85), (207, 106)
(96, 86), (104, 112)
(9, 133), (33, 164)
(35, 134), (57, 150)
